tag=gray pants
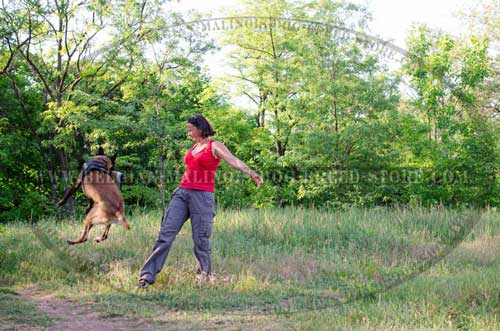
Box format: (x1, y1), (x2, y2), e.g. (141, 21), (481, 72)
(139, 187), (215, 283)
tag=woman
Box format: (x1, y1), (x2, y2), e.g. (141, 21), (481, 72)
(138, 114), (263, 287)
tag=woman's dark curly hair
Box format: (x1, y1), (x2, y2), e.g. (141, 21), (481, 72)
(187, 114), (216, 138)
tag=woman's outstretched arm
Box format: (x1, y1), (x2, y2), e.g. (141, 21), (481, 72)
(212, 141), (263, 186)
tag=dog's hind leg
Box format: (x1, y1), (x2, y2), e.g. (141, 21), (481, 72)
(67, 218), (93, 245)
(95, 224), (111, 243)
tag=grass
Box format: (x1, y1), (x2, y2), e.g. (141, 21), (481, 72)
(0, 288), (52, 330)
(1, 206), (500, 330)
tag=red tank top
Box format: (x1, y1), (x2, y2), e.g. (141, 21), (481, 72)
(179, 140), (221, 192)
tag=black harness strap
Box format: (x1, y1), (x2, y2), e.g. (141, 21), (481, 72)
(81, 160), (124, 191)
(83, 160), (112, 175)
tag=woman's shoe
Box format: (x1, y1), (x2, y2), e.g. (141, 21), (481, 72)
(137, 278), (151, 289)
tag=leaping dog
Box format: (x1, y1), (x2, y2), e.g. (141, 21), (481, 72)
(57, 148), (130, 244)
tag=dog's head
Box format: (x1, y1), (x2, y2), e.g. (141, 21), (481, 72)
(93, 147), (123, 189)
(95, 147), (117, 172)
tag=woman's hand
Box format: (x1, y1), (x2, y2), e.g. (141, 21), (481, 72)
(250, 171), (264, 186)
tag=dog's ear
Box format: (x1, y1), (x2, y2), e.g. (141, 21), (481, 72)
(97, 146), (105, 155)
(110, 153), (117, 166)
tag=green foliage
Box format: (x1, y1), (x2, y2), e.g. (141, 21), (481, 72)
(121, 184), (161, 208)
(403, 25), (497, 206)
(0, 0), (499, 220)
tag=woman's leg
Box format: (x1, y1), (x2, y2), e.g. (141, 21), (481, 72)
(139, 188), (189, 284)
(188, 190), (216, 275)
(190, 213), (214, 274)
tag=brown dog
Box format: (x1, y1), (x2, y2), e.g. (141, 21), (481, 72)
(57, 152), (130, 245)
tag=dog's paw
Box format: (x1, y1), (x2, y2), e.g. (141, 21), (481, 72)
(67, 240), (75, 245)
(95, 237), (102, 243)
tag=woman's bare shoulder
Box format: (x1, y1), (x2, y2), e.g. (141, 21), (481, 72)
(211, 140), (222, 158)
(211, 140), (223, 147)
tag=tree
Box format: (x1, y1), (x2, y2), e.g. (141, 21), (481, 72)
(461, 0), (500, 119)
(221, 0), (400, 206)
(403, 25), (496, 205)
(0, 0), (167, 215)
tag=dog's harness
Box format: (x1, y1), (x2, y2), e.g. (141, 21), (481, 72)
(83, 161), (111, 174)
(81, 160), (125, 190)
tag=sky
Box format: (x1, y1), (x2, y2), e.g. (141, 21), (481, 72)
(166, 0), (476, 47)
(352, 0), (475, 45)
(164, 0), (478, 105)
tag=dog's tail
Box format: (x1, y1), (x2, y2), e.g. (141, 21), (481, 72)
(116, 211), (130, 230)
(57, 171), (84, 207)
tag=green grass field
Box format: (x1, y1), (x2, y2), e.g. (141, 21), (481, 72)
(1, 207), (500, 330)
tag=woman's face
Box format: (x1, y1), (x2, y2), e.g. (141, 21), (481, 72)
(187, 123), (203, 141)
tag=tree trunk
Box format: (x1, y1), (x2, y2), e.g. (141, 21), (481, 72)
(48, 169), (58, 207)
(276, 140), (285, 157)
(57, 148), (75, 218)
(159, 144), (166, 216)
(292, 165), (302, 206)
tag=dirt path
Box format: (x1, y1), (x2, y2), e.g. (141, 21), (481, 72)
(17, 287), (164, 331)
